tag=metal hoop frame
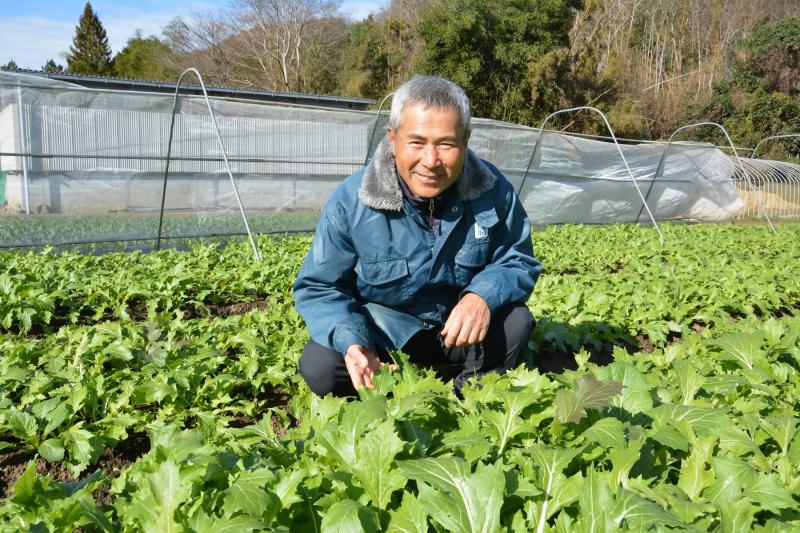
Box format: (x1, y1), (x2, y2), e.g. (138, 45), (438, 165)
(157, 68), (261, 260)
(637, 122), (775, 232)
(517, 106), (664, 244)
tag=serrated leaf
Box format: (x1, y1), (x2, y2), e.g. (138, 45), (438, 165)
(352, 419), (406, 508)
(320, 499), (380, 533)
(745, 473), (797, 513)
(760, 415), (797, 456)
(387, 492), (428, 533)
(673, 360), (705, 405)
(677, 448), (714, 501)
(138, 459), (191, 533)
(707, 456), (756, 503)
(223, 477), (278, 519)
(596, 362), (653, 414)
(483, 387), (540, 454)
(554, 375), (622, 424)
(9, 411), (38, 442)
(611, 489), (683, 529)
(650, 404), (729, 436)
(397, 458), (504, 533)
(38, 437), (65, 462)
(582, 417), (626, 449)
(717, 501), (756, 531)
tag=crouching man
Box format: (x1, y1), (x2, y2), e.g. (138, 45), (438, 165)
(293, 74), (541, 396)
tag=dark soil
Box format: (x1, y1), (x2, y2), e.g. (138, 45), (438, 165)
(534, 340), (624, 374)
(0, 431), (150, 506)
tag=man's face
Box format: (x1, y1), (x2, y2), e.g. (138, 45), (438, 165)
(388, 102), (468, 198)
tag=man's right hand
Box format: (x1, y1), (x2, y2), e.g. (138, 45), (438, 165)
(344, 344), (396, 390)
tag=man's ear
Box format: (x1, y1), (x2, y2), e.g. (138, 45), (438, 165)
(387, 127), (396, 154)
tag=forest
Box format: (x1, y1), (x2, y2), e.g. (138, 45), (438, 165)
(7, 0), (800, 154)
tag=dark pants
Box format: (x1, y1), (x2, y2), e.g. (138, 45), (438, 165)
(299, 303), (535, 397)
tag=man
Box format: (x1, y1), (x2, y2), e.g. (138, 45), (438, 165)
(293, 75), (541, 396)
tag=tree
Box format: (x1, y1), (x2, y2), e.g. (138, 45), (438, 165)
(66, 2), (114, 75)
(42, 59), (65, 73)
(113, 31), (179, 81)
(412, 0), (581, 125)
(339, 16), (390, 99)
(1, 59), (18, 70)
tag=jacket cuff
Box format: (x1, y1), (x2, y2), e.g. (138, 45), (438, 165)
(333, 326), (374, 356)
(461, 278), (503, 313)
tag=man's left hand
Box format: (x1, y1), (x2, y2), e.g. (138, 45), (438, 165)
(441, 292), (490, 348)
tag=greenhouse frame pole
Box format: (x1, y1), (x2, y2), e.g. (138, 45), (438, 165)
(16, 83), (30, 214)
(364, 92), (395, 166)
(517, 106), (664, 244)
(750, 133), (800, 160)
(637, 122), (775, 231)
(157, 68), (261, 260)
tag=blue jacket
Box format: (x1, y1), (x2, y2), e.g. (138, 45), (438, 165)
(293, 137), (541, 355)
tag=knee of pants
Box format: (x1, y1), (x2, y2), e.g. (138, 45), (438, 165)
(504, 304), (536, 344)
(298, 346), (339, 397)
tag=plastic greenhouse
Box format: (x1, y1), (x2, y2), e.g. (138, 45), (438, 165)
(1, 69), (798, 254)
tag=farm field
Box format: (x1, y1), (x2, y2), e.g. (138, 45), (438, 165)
(1, 223), (799, 531)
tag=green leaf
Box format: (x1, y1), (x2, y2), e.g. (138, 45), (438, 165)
(576, 466), (613, 533)
(63, 422), (96, 469)
(140, 459), (191, 533)
(554, 374), (622, 424)
(717, 501), (756, 531)
(38, 437), (65, 462)
(9, 411), (38, 442)
(528, 444), (583, 530)
(596, 362), (653, 414)
(610, 489), (683, 529)
(760, 415), (797, 456)
(677, 448), (714, 502)
(673, 360), (705, 405)
(10, 460), (38, 505)
(706, 332), (765, 370)
(320, 499), (380, 533)
(387, 492), (428, 533)
(707, 456), (757, 503)
(483, 386), (540, 454)
(650, 404), (730, 436)
(582, 417), (626, 449)
(397, 458), (504, 533)
(352, 419), (406, 509)
(223, 477), (279, 519)
(745, 473), (797, 513)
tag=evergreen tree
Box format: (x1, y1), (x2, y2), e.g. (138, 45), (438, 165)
(66, 2), (114, 75)
(113, 31), (178, 81)
(1, 59), (18, 70)
(42, 59), (65, 73)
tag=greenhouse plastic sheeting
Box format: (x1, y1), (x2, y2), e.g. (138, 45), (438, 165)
(0, 70), (745, 251)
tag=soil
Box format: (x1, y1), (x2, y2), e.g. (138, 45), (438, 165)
(0, 431), (150, 506)
(534, 339), (626, 374)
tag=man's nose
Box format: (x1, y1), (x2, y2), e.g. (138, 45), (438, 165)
(421, 145), (440, 168)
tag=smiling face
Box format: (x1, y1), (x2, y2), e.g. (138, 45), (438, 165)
(387, 102), (468, 199)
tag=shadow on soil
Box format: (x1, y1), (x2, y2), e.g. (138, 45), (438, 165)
(528, 316), (641, 374)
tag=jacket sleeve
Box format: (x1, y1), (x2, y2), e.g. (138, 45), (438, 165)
(461, 176), (542, 312)
(293, 201), (375, 356)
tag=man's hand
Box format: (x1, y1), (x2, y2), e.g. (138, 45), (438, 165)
(441, 292), (490, 348)
(344, 344), (397, 390)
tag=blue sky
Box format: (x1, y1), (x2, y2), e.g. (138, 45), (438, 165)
(0, 0), (389, 69)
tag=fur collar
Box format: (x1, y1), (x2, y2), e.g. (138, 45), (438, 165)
(358, 136), (497, 211)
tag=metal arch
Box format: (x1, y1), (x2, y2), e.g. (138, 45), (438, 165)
(751, 133), (800, 160)
(517, 105), (664, 244)
(157, 67), (261, 261)
(639, 122), (775, 232)
(364, 91), (395, 166)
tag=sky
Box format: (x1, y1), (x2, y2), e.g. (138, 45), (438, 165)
(0, 0), (389, 70)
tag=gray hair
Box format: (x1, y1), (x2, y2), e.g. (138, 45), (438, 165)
(388, 75), (471, 137)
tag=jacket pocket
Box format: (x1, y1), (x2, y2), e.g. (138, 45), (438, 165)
(356, 256), (410, 286)
(455, 241), (491, 269)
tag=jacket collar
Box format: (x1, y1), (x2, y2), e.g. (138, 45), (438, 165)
(358, 136), (497, 211)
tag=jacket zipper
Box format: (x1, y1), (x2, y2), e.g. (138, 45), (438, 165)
(428, 199), (435, 229)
